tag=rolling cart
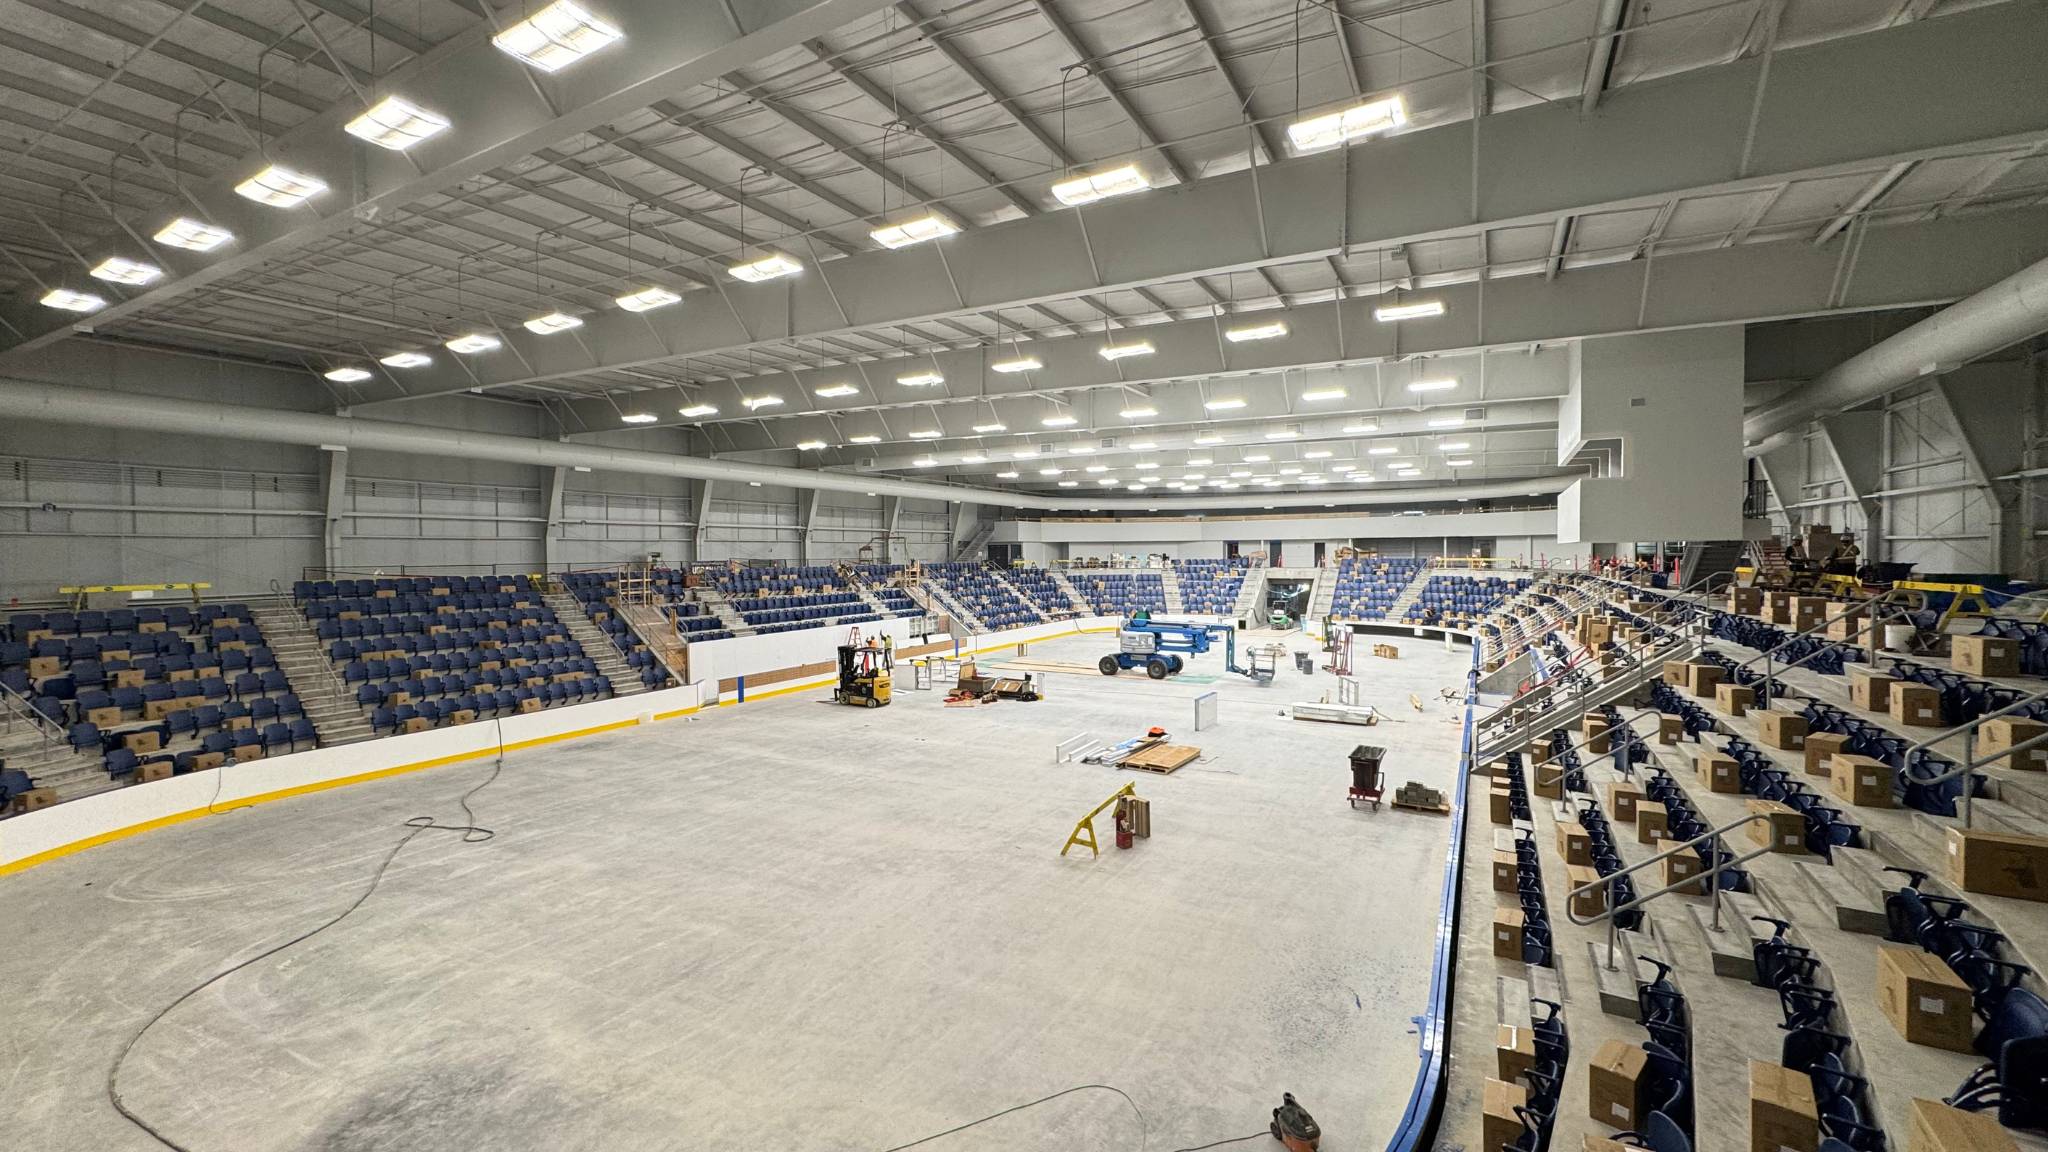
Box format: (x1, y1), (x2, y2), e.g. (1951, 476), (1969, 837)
(1347, 744), (1386, 810)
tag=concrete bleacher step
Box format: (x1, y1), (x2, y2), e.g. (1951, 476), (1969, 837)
(1049, 570), (1093, 615)
(542, 590), (646, 695)
(1160, 568), (1184, 613)
(1790, 855), (1890, 936)
(1682, 891), (1769, 982)
(1496, 973), (1534, 1027)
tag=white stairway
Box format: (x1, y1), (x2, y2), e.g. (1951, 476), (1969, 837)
(249, 603), (373, 745)
(543, 590), (647, 695)
(1161, 567), (1184, 612)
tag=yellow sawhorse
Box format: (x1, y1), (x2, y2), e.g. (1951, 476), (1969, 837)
(1061, 782), (1137, 858)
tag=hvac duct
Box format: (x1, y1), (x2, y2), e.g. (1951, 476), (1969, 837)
(1745, 254), (2048, 446)
(0, 378), (1573, 512)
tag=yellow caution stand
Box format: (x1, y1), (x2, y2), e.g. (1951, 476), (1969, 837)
(1061, 782), (1138, 858)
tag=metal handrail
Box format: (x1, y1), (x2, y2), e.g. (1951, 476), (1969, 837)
(1478, 626), (1694, 751)
(272, 590), (347, 705)
(1882, 683), (2048, 827)
(1565, 810), (1778, 969)
(0, 675), (56, 749)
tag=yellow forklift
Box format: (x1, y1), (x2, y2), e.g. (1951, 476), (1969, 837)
(833, 644), (893, 708)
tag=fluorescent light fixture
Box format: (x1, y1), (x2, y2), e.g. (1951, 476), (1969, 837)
(524, 312), (582, 334)
(492, 2), (623, 72)
(1279, 466), (1303, 476)
(1127, 483), (1148, 491)
(849, 434), (881, 444)
(616, 286), (680, 312)
(1304, 449), (1332, 459)
(323, 366), (373, 383)
(620, 413), (658, 424)
(153, 217), (232, 252)
(1331, 464), (1355, 472)
(1438, 441), (1471, 451)
(572, 466), (592, 473)
(1096, 478), (1119, 487)
(1342, 422), (1380, 434)
(1304, 476), (1327, 484)
(1067, 445), (1095, 454)
(972, 423), (1008, 434)
(1376, 300), (1445, 322)
(344, 96), (451, 151)
(1187, 457), (1212, 466)
(1205, 398), (1247, 411)
(379, 351), (431, 368)
(234, 165), (326, 208)
(960, 453), (987, 464)
(1119, 406), (1158, 419)
(815, 383), (860, 398)
(1085, 464), (1109, 473)
(1402, 508), (1426, 515)
(1058, 480), (1080, 487)
(897, 370), (944, 387)
(1182, 473), (1206, 481)
(870, 212), (961, 249)
(748, 481), (763, 487)
(1265, 429), (1300, 440)
(1445, 458), (1474, 467)
(445, 333), (501, 354)
(1288, 95), (1407, 154)
(1407, 378), (1458, 393)
(1353, 473), (1375, 481)
(1225, 320), (1288, 343)
(1013, 447), (1040, 458)
(741, 395), (783, 410)
(1098, 341), (1154, 361)
(1396, 468), (1422, 477)
(1194, 435), (1225, 446)
(991, 356), (1041, 374)
(1040, 468), (1064, 476)
(89, 257), (162, 285)
(679, 404), (719, 418)
(728, 252), (802, 282)
(1301, 387), (1348, 402)
(997, 471), (1020, 479)
(1244, 453), (1270, 462)
(1051, 164), (1149, 207)
(40, 288), (105, 312)
(796, 440), (828, 451)
(909, 429), (943, 439)
(1134, 462), (1159, 470)
(1427, 415), (1466, 428)
(1041, 415), (1078, 427)
(1368, 445), (1399, 455)
(1127, 441), (1157, 450)
(1230, 469), (1252, 478)
(914, 457), (939, 468)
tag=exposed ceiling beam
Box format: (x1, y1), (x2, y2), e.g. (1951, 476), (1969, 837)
(17, 0), (331, 113)
(0, 0), (904, 359)
(661, 104), (877, 225)
(289, 5), (2048, 402)
(896, 1), (1072, 167)
(799, 39), (1037, 218)
(1813, 161), (1915, 245)
(1471, 0), (1491, 116)
(1028, 0), (1191, 185)
(1579, 0), (1629, 115)
(1172, 0), (1286, 165)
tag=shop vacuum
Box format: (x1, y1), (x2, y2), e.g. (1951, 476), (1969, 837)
(1270, 1093), (1321, 1151)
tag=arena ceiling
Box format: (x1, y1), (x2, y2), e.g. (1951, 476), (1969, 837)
(0, 0), (2043, 502)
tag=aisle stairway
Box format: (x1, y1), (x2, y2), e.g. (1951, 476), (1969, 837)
(694, 587), (756, 637)
(917, 580), (985, 632)
(1233, 564), (1266, 620)
(1050, 570), (1093, 615)
(1162, 568), (1185, 612)
(249, 602), (373, 746)
(1309, 567), (1337, 619)
(1384, 565), (1434, 620)
(0, 719), (111, 799)
(542, 590), (650, 694)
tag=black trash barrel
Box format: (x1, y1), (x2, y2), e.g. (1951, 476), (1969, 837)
(1349, 744), (1387, 793)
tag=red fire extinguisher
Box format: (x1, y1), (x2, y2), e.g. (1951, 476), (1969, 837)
(1114, 799), (1134, 850)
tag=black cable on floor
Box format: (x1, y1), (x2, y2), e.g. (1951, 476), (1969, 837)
(874, 1083), (1147, 1152)
(1169, 1134), (1271, 1152)
(105, 722), (506, 1151)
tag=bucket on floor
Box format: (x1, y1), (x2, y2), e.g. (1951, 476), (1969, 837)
(1884, 623), (1915, 650)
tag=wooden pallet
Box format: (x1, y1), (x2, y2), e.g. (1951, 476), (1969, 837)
(1391, 795), (1452, 815)
(1120, 743), (1200, 774)
(1372, 643), (1400, 659)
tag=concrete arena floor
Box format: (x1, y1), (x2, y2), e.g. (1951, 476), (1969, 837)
(0, 630), (1474, 1152)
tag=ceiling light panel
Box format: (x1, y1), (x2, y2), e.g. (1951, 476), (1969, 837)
(1099, 341), (1154, 361)
(323, 367), (373, 383)
(898, 371), (944, 387)
(379, 351), (431, 368)
(444, 333), (500, 354)
(728, 252), (802, 282)
(990, 357), (1040, 374)
(1288, 95), (1407, 154)
(679, 404), (719, 418)
(1300, 388), (1348, 402)
(89, 257), (161, 285)
(615, 286), (679, 312)
(1224, 320), (1288, 343)
(234, 165), (326, 207)
(491, 2), (623, 72)
(1051, 164), (1149, 207)
(344, 96), (450, 151)
(870, 212), (961, 249)
(153, 217), (232, 252)
(1376, 300), (1446, 322)
(524, 312), (582, 334)
(815, 383), (860, 398)
(41, 288), (104, 312)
